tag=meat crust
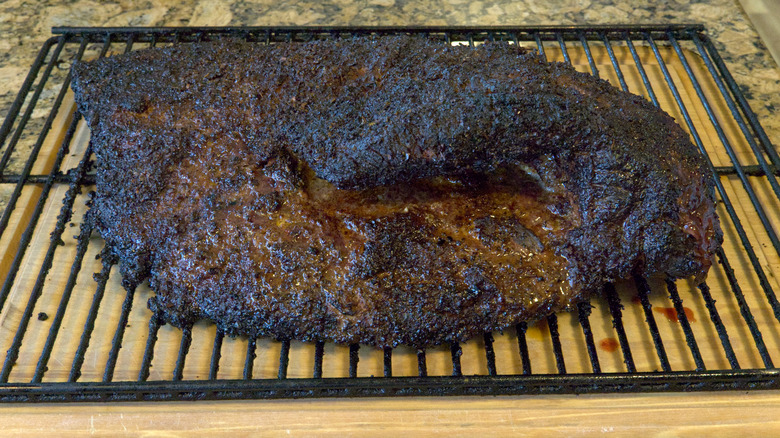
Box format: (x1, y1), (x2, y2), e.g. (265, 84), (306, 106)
(71, 36), (722, 348)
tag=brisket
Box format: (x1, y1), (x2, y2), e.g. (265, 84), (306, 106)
(71, 36), (722, 348)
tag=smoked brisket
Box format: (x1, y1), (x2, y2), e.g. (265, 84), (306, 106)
(71, 36), (722, 347)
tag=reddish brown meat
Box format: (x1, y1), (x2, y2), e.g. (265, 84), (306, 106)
(71, 36), (722, 347)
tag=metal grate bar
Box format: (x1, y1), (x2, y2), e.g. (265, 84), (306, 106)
(483, 333), (497, 376)
(600, 32), (630, 92)
(45, 26), (718, 47)
(208, 331), (223, 380)
(716, 249), (774, 368)
(383, 347), (392, 378)
(692, 32), (780, 166)
(349, 344), (359, 378)
(123, 33), (135, 53)
(68, 258), (115, 382)
(624, 32), (660, 107)
(5, 369), (780, 402)
(546, 315), (567, 374)
(31, 216), (93, 383)
(665, 279), (706, 370)
(698, 282), (740, 369)
(278, 340), (290, 379)
(555, 32), (571, 64)
(643, 32), (780, 325)
(313, 341), (324, 378)
(0, 37), (66, 177)
(450, 343), (462, 376)
(633, 275), (672, 371)
(137, 312), (163, 382)
(417, 350), (428, 377)
(713, 165), (779, 176)
(172, 327), (193, 381)
(604, 283), (637, 373)
(577, 302), (602, 374)
(578, 32), (600, 78)
(243, 339), (257, 380)
(515, 322), (532, 375)
(52, 24), (707, 38)
(102, 284), (137, 382)
(668, 34), (780, 255)
(533, 32), (545, 58)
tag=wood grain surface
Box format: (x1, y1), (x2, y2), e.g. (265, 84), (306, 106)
(1, 40), (779, 435)
(1, 392), (780, 436)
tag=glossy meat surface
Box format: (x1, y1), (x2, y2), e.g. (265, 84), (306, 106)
(71, 36), (722, 347)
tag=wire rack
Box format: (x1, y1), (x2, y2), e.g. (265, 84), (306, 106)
(0, 25), (779, 403)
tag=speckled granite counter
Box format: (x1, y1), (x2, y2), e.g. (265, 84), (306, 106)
(0, 0), (777, 202)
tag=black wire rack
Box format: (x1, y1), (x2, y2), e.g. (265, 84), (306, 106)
(1, 25), (779, 403)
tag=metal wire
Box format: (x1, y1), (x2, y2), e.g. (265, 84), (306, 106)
(604, 284), (637, 373)
(417, 349), (428, 377)
(278, 340), (291, 380)
(665, 279), (706, 370)
(348, 344), (360, 378)
(173, 327), (193, 381)
(483, 333), (498, 376)
(546, 315), (567, 375)
(313, 341), (325, 378)
(577, 302), (601, 374)
(697, 282), (740, 369)
(383, 347), (393, 378)
(515, 322), (532, 375)
(67, 257), (115, 383)
(208, 331), (224, 380)
(600, 31), (629, 92)
(138, 312), (163, 382)
(633, 275), (672, 372)
(243, 339), (257, 380)
(450, 343), (463, 376)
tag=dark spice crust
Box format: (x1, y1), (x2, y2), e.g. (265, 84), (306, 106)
(71, 36), (722, 348)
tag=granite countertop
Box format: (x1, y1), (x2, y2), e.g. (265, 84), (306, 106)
(0, 0), (777, 198)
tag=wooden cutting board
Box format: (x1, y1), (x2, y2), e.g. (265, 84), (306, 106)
(0, 391), (779, 436)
